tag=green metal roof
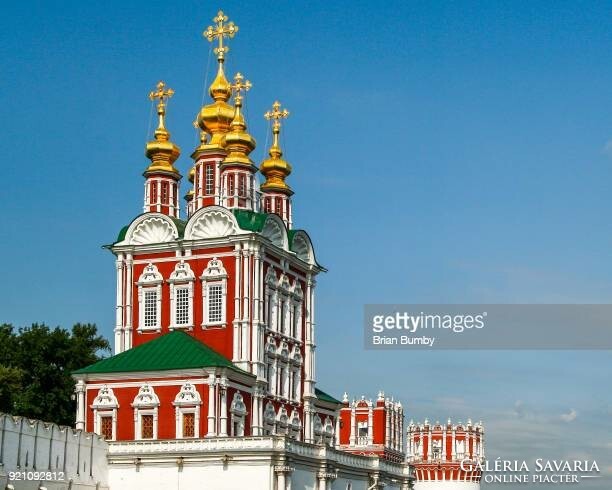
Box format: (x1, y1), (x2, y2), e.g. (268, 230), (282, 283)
(232, 209), (267, 232)
(315, 388), (342, 405)
(74, 331), (242, 375)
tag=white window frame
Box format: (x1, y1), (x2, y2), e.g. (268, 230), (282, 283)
(173, 382), (202, 439)
(201, 257), (228, 328)
(168, 261), (195, 330)
(132, 384), (160, 440)
(91, 385), (119, 441)
(137, 263), (163, 332)
(205, 164), (214, 195)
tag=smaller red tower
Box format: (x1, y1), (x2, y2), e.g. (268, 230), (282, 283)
(407, 418), (484, 489)
(337, 391), (405, 463)
(143, 81), (181, 218)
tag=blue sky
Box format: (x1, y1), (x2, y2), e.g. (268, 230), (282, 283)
(1, 1), (612, 487)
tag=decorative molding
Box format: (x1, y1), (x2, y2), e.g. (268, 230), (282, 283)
(261, 215), (288, 250)
(185, 206), (239, 240)
(173, 382), (202, 406)
(127, 215), (178, 245)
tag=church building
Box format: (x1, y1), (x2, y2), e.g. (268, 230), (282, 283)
(69, 10), (483, 490)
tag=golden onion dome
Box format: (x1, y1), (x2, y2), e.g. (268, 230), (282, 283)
(197, 62), (235, 148)
(260, 101), (292, 194)
(221, 73), (256, 168)
(198, 11), (240, 149)
(145, 81), (181, 179)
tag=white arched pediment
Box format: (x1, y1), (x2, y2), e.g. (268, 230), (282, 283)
(91, 385), (118, 409)
(291, 231), (315, 264)
(185, 206), (239, 240)
(261, 215), (288, 250)
(173, 382), (202, 406)
(124, 214), (179, 245)
(131, 384), (160, 408)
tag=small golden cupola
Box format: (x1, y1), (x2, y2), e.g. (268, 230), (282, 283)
(145, 81), (181, 178)
(260, 101), (294, 227)
(222, 73), (256, 168)
(143, 81), (182, 218)
(260, 101), (292, 195)
(197, 11), (239, 149)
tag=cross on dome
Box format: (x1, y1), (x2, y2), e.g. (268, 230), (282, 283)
(204, 10), (239, 61)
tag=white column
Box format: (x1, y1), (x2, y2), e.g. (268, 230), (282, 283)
(219, 380), (228, 436)
(114, 254), (124, 354)
(75, 380), (86, 430)
(207, 377), (216, 436)
(240, 249), (250, 367)
(156, 180), (162, 212)
(252, 249), (263, 379)
(124, 254), (133, 350)
(451, 429), (456, 460)
(277, 472), (286, 490)
(233, 246), (241, 362)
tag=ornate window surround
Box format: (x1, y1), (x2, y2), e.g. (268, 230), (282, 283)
(230, 391), (247, 437)
(263, 402), (276, 435)
(200, 257), (228, 328)
(91, 385), (119, 441)
(132, 384), (160, 440)
(168, 260), (195, 330)
(137, 263), (163, 333)
(173, 382), (202, 438)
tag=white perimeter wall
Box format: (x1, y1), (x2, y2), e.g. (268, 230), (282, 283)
(0, 413), (108, 490)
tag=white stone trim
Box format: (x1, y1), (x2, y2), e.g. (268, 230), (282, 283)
(201, 257), (228, 328)
(168, 260), (195, 330)
(136, 263), (163, 332)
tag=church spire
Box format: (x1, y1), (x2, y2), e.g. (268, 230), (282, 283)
(260, 101), (293, 227)
(143, 81), (181, 218)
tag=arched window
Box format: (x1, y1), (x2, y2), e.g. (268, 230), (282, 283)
(200, 257), (228, 328)
(323, 417), (335, 446)
(230, 392), (247, 436)
(92, 385), (118, 441)
(132, 384), (160, 439)
(173, 382), (202, 438)
(265, 337), (277, 395)
(168, 261), (195, 330)
(137, 263), (163, 332)
(264, 267), (278, 331)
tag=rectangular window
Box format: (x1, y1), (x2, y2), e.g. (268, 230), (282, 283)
(264, 197), (271, 213)
(144, 290), (157, 328)
(207, 284), (223, 324)
(228, 175), (235, 196)
(175, 287), (190, 326)
(182, 413), (195, 438)
(238, 174), (246, 197)
(275, 198), (282, 216)
(100, 416), (113, 440)
(161, 182), (168, 204)
(141, 414), (154, 439)
(205, 164), (214, 195)
(151, 182), (158, 203)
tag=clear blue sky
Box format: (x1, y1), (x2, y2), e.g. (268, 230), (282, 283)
(1, 1), (612, 486)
